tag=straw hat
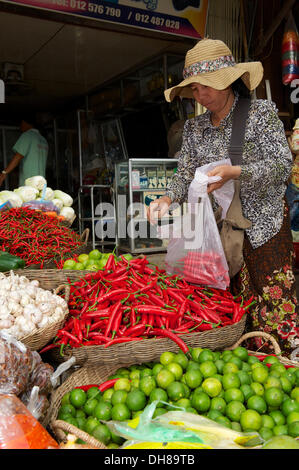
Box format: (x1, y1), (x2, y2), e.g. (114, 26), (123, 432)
(293, 118), (299, 130)
(164, 38), (264, 102)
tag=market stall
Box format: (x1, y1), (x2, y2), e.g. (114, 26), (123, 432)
(0, 189), (298, 450)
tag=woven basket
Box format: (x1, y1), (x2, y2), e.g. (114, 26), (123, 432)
(3, 271), (70, 351)
(227, 331), (299, 368)
(47, 363), (125, 447)
(49, 315), (246, 367)
(11, 269), (87, 291)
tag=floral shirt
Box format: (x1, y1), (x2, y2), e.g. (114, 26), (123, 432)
(165, 94), (293, 249)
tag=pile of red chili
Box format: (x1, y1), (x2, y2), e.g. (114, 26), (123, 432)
(41, 254), (255, 356)
(0, 207), (83, 268)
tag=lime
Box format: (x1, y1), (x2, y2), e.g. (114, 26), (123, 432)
(250, 382), (265, 396)
(241, 362), (251, 372)
(93, 401), (112, 421)
(111, 390), (128, 406)
(281, 398), (299, 417)
(269, 410), (286, 426)
(153, 407), (168, 418)
(237, 371), (251, 386)
(78, 253), (89, 264)
(207, 409), (223, 421)
(87, 387), (101, 400)
(126, 390), (147, 411)
(198, 349), (214, 363)
(286, 411), (299, 426)
(270, 363), (287, 377)
(129, 369), (141, 380)
(259, 427), (274, 441)
(139, 376), (156, 397)
(273, 424), (288, 436)
(240, 384), (254, 401)
(166, 362), (183, 380)
(221, 351), (234, 363)
(61, 392), (70, 406)
(152, 363), (164, 376)
(263, 355), (280, 365)
(176, 398), (191, 410)
(210, 397), (227, 414)
(215, 359), (225, 374)
(63, 416), (78, 427)
(69, 389), (87, 409)
(102, 388), (114, 402)
(166, 381), (185, 401)
(202, 378), (222, 398)
(284, 371), (296, 387)
(149, 388), (168, 405)
(247, 395), (267, 414)
(156, 369), (175, 389)
(184, 369), (203, 389)
(199, 361), (217, 378)
(186, 407), (198, 414)
(63, 259), (76, 270)
(140, 368), (153, 378)
(182, 383), (191, 398)
(264, 387), (284, 407)
(211, 374), (223, 384)
(74, 262), (85, 270)
(232, 346), (249, 362)
(85, 416), (99, 434)
(261, 414), (275, 429)
(58, 411), (73, 421)
(114, 378), (131, 392)
(262, 435), (299, 449)
(76, 409), (86, 419)
(191, 392), (211, 412)
(222, 373), (241, 390)
(229, 356), (243, 370)
(173, 353), (189, 370)
(224, 388), (244, 404)
(240, 409), (262, 431)
(89, 249), (102, 260)
(231, 421), (242, 432)
(264, 376), (282, 390)
(226, 401), (246, 422)
(110, 431), (125, 445)
(92, 423), (111, 445)
(76, 416), (87, 431)
(251, 365), (269, 384)
(247, 356), (260, 365)
(111, 403), (131, 421)
(288, 421), (299, 438)
(190, 347), (203, 363)
(290, 387), (299, 401)
(83, 398), (99, 416)
(215, 415), (232, 428)
(222, 362), (239, 375)
(186, 361), (202, 372)
(59, 403), (76, 417)
(160, 351), (176, 366)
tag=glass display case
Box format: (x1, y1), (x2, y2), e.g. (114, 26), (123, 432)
(114, 158), (181, 254)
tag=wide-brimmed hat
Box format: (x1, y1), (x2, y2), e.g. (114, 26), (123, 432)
(164, 38), (264, 102)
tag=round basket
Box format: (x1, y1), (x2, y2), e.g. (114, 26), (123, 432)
(49, 315), (246, 367)
(227, 331), (299, 368)
(47, 364), (123, 447)
(10, 269), (87, 291)
(19, 284), (70, 351)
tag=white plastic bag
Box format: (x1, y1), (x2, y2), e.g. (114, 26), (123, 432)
(158, 161), (234, 289)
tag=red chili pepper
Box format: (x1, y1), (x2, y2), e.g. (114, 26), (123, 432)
(147, 328), (189, 354)
(99, 379), (119, 392)
(104, 301), (122, 337)
(123, 324), (146, 337)
(39, 343), (60, 354)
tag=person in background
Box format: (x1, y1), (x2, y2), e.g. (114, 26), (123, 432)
(147, 38), (298, 358)
(0, 113), (48, 187)
(167, 119), (185, 158)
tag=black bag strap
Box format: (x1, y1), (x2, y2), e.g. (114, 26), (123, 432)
(229, 98), (251, 165)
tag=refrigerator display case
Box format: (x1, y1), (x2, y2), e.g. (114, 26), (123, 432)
(114, 158), (181, 254)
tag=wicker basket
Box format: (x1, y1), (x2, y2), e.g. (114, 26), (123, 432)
(47, 363), (124, 447)
(49, 315), (246, 367)
(227, 331), (299, 368)
(11, 269), (87, 291)
(3, 271), (71, 351)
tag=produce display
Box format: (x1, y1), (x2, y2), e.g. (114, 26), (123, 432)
(0, 175), (75, 223)
(62, 248), (131, 271)
(0, 272), (68, 340)
(56, 346), (299, 448)
(0, 207), (84, 268)
(43, 254), (252, 355)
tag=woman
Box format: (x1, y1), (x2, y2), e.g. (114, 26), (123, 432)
(147, 38), (298, 358)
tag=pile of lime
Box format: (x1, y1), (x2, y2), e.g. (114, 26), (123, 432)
(62, 249), (133, 271)
(57, 347), (299, 448)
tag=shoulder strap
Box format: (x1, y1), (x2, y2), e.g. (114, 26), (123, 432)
(229, 98), (251, 165)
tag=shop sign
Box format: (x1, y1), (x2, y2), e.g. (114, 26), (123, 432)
(3, 0), (209, 39)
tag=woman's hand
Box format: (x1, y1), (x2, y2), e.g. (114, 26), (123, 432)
(147, 195), (172, 225)
(206, 165), (241, 193)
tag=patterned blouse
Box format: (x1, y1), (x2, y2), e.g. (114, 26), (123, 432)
(165, 94), (293, 249)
